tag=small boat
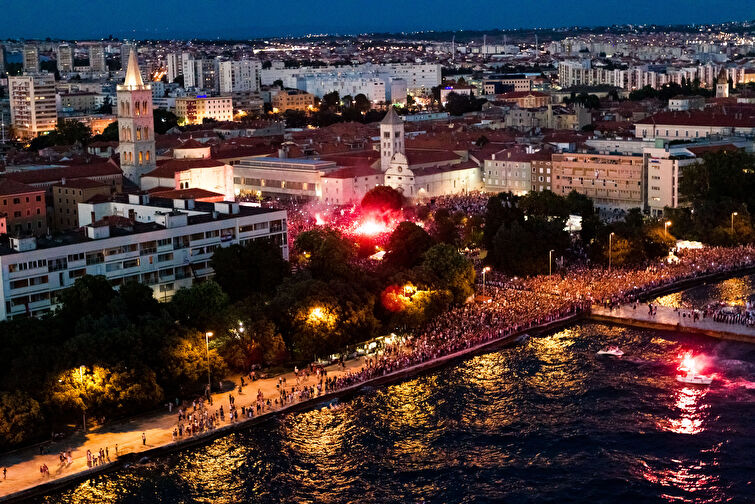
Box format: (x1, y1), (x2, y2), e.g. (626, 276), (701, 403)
(676, 373), (713, 386)
(597, 346), (624, 357)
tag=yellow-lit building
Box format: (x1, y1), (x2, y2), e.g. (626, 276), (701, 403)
(175, 96), (234, 125)
(272, 89), (315, 112)
(552, 152), (644, 210)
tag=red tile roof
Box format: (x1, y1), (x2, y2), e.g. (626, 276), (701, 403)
(322, 166), (382, 179)
(0, 178), (42, 196)
(405, 149), (462, 166)
(53, 178), (110, 189)
(2, 161), (122, 185)
(685, 144), (741, 156)
(636, 107), (755, 128)
(150, 188), (224, 200)
(146, 158), (226, 178)
(176, 138), (206, 149)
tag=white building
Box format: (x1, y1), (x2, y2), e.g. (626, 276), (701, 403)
(217, 60), (262, 94)
(88, 44), (107, 73)
(634, 108), (755, 140)
(117, 50), (156, 184)
(0, 194), (288, 320)
(8, 74), (57, 139)
(22, 44), (39, 73)
(233, 157), (338, 200)
(166, 53), (182, 84)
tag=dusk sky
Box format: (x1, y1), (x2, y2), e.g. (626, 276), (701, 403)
(0, 0), (753, 39)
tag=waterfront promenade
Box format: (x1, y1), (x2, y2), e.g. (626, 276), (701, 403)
(590, 304), (755, 343)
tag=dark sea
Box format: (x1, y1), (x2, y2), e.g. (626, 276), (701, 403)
(34, 278), (755, 504)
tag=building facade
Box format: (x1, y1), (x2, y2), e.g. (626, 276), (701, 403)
(175, 96), (234, 125)
(8, 74), (57, 139)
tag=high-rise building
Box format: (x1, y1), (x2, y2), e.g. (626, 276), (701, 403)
(8, 74), (57, 139)
(57, 44), (74, 72)
(200, 59), (218, 91)
(217, 60), (262, 93)
(23, 44), (40, 73)
(166, 53), (182, 83)
(120, 44), (132, 71)
(89, 44), (106, 72)
(117, 50), (156, 184)
(0, 44), (6, 74)
(181, 53), (195, 87)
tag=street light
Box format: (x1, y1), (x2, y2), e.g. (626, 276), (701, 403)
(482, 266), (491, 295)
(205, 331), (213, 395)
(731, 212), (738, 234)
(608, 232), (615, 272)
(549, 249), (555, 276)
(78, 365), (86, 432)
(664, 220), (672, 238)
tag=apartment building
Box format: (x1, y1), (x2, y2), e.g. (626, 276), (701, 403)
(217, 60), (262, 93)
(175, 96), (234, 125)
(272, 89), (315, 112)
(0, 195), (288, 320)
(552, 152), (645, 210)
(0, 179), (47, 236)
(233, 157), (338, 200)
(8, 74), (57, 139)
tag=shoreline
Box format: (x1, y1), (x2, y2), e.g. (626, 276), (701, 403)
(3, 264), (755, 503)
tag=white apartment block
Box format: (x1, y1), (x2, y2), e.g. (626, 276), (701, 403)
(645, 146), (699, 217)
(261, 62), (440, 94)
(166, 53), (182, 83)
(88, 44), (107, 73)
(0, 194), (288, 320)
(217, 60), (262, 94)
(8, 74), (57, 139)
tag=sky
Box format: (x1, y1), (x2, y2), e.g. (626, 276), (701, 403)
(0, 0), (752, 40)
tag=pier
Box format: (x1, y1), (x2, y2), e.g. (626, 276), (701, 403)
(590, 304), (755, 343)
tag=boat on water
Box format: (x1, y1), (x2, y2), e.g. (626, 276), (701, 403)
(515, 333), (530, 344)
(597, 346), (624, 357)
(676, 373), (713, 385)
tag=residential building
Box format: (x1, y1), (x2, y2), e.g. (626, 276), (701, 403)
(217, 60), (261, 93)
(497, 91), (551, 109)
(483, 74), (532, 94)
(272, 89), (315, 112)
(175, 96), (233, 124)
(51, 179), (112, 230)
(89, 44), (106, 73)
(166, 53), (182, 84)
(0, 179), (47, 236)
(668, 95), (705, 111)
(23, 44), (39, 73)
(552, 152), (645, 210)
(58, 92), (98, 113)
(117, 49), (156, 184)
(8, 74), (57, 139)
(57, 44), (73, 72)
(0, 195), (288, 320)
(483, 147), (534, 195)
(440, 84), (474, 105)
(120, 44), (133, 72)
(321, 166), (384, 205)
(0, 44), (5, 74)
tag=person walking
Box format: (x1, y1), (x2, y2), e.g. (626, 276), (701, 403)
(142, 432), (146, 446)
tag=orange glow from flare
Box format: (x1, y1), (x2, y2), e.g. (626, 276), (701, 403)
(354, 218), (390, 236)
(677, 351), (702, 375)
(315, 213), (325, 226)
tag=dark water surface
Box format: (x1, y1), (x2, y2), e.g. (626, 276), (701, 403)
(34, 278), (755, 504)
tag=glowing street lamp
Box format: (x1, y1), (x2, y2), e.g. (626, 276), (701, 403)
(78, 365), (86, 432)
(608, 232), (615, 272)
(731, 212), (738, 234)
(665, 220), (672, 238)
(205, 331), (214, 395)
(549, 249), (555, 277)
(482, 266), (491, 295)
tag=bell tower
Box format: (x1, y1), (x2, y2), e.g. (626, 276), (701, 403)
(380, 107), (405, 172)
(117, 49), (156, 185)
(715, 68), (729, 99)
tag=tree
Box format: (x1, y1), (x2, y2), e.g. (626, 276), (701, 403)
(210, 240), (289, 301)
(284, 110), (308, 128)
(97, 96), (113, 114)
(295, 228), (355, 280)
(57, 275), (117, 330)
(430, 208), (459, 245)
(354, 93), (371, 113)
(419, 244), (475, 303)
(0, 391), (44, 449)
(361, 185), (404, 213)
(154, 109), (179, 134)
(92, 120), (118, 142)
(384, 222), (434, 270)
(162, 333), (227, 393)
(483, 192), (522, 250)
(170, 280), (229, 332)
(321, 91), (340, 111)
(491, 217), (570, 275)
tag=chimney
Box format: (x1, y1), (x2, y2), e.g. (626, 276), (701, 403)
(61, 177), (66, 185)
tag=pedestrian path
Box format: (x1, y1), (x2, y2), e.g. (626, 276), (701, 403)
(590, 304), (755, 343)
(0, 356), (366, 500)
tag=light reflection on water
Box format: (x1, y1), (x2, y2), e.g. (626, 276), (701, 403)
(35, 299), (755, 504)
(654, 274), (755, 309)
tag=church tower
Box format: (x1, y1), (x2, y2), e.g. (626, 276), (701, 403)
(117, 49), (156, 185)
(380, 107), (404, 172)
(716, 68), (729, 98)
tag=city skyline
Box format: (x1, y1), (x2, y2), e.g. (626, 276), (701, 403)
(0, 0), (753, 39)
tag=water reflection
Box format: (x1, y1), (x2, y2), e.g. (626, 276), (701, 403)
(653, 274), (755, 309)
(661, 386), (708, 435)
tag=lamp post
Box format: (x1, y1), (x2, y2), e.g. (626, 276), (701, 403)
(78, 365), (86, 432)
(664, 220), (672, 238)
(549, 249), (554, 277)
(731, 212), (738, 234)
(482, 266), (491, 295)
(205, 331), (213, 395)
(608, 232), (615, 272)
